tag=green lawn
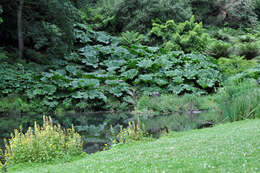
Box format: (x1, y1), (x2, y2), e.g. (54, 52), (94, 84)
(8, 119), (260, 173)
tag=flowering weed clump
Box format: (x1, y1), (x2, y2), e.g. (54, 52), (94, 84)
(0, 149), (3, 170)
(4, 116), (83, 164)
(115, 120), (146, 144)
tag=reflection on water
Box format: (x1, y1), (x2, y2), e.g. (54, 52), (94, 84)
(0, 109), (212, 154)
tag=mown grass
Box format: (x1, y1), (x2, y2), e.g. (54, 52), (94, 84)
(7, 119), (260, 173)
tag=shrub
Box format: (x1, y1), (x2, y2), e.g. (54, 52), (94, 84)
(254, 0), (260, 19)
(217, 56), (258, 77)
(191, 0), (221, 25)
(0, 48), (7, 60)
(216, 79), (260, 122)
(209, 28), (232, 42)
(96, 0), (121, 15)
(4, 116), (83, 164)
(81, 0), (121, 32)
(191, 0), (257, 28)
(113, 0), (192, 33)
(148, 16), (209, 53)
(219, 0), (257, 28)
(238, 34), (257, 43)
(228, 64), (260, 84)
(120, 31), (145, 46)
(237, 42), (260, 59)
(207, 27), (260, 59)
(206, 40), (232, 58)
(0, 96), (30, 113)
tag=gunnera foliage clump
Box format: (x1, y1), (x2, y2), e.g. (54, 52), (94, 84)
(0, 23), (222, 116)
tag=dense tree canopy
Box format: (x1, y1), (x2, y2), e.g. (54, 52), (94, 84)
(0, 5), (2, 24)
(113, 0), (192, 33)
(0, 0), (84, 60)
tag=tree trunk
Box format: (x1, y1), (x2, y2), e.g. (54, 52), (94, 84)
(17, 0), (24, 59)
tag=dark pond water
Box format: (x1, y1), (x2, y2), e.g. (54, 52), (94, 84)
(0, 109), (213, 154)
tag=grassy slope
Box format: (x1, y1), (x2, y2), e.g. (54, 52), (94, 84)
(9, 119), (260, 173)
